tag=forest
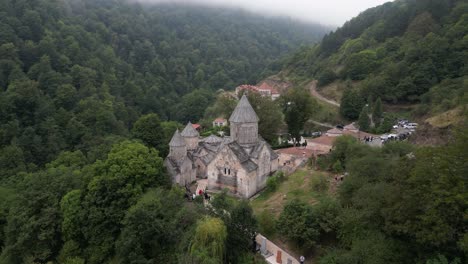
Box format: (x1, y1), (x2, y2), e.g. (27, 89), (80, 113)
(0, 0), (331, 263)
(281, 0), (467, 125)
(0, 0), (329, 169)
(0, 0), (466, 263)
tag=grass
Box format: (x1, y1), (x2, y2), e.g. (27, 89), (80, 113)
(251, 168), (332, 218)
(318, 81), (345, 102)
(425, 107), (465, 128)
(250, 168), (334, 263)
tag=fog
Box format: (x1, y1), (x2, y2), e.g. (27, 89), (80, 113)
(132, 0), (393, 26)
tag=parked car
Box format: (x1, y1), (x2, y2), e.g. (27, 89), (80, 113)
(311, 131), (322, 137)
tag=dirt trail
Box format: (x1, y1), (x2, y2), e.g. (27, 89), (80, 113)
(308, 80), (340, 107)
(310, 120), (334, 128)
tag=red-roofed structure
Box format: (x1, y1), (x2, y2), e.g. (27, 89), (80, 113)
(212, 118), (227, 127)
(192, 123), (201, 131)
(235, 83), (280, 100)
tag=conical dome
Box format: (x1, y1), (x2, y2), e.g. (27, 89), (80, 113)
(169, 129), (186, 147)
(229, 94), (259, 123)
(181, 121), (199, 137)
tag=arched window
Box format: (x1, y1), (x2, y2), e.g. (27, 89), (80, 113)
(224, 168), (227, 174)
(228, 169), (231, 175)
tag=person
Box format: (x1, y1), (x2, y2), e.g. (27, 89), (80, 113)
(300, 255), (305, 264)
(198, 189), (203, 196)
(192, 193), (196, 200)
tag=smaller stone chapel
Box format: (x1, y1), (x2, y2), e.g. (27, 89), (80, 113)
(164, 95), (279, 198)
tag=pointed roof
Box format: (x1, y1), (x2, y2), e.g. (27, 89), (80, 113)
(203, 134), (223, 144)
(181, 121), (199, 137)
(169, 129), (186, 147)
(229, 94), (259, 123)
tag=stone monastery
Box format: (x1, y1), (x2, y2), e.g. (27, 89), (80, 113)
(164, 95), (279, 198)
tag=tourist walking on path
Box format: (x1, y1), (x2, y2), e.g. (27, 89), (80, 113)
(300, 255), (305, 264)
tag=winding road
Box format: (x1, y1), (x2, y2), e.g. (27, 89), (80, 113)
(308, 80), (340, 107)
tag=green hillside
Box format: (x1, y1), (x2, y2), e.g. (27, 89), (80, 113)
(281, 0), (467, 122)
(0, 0), (329, 168)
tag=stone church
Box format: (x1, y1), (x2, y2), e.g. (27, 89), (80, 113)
(164, 95), (279, 198)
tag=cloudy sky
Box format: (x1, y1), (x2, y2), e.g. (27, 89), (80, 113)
(135, 0), (393, 26)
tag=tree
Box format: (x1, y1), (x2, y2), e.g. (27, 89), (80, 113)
(317, 68), (337, 87)
(340, 89), (364, 120)
(372, 97), (383, 125)
(132, 113), (165, 151)
(247, 93), (284, 144)
(190, 217), (227, 264)
(281, 88), (318, 143)
(358, 105), (370, 131)
(344, 50), (379, 80)
(115, 189), (184, 264)
(276, 199), (319, 248)
(225, 201), (258, 263)
(80, 141), (168, 264)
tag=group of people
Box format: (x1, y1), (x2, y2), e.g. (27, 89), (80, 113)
(184, 189), (211, 201)
(363, 136), (374, 142)
(183, 185), (211, 201)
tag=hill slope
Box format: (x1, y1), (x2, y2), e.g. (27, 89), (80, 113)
(0, 0), (330, 168)
(280, 0), (467, 122)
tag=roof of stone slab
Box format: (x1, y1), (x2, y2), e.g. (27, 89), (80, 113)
(241, 159), (258, 172)
(249, 138), (279, 161)
(169, 129), (186, 147)
(229, 94), (259, 123)
(181, 121), (199, 137)
(202, 134), (223, 144)
(227, 141), (250, 163)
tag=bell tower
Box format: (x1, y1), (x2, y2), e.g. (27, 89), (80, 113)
(168, 129), (186, 159)
(229, 94), (259, 147)
(181, 121), (200, 150)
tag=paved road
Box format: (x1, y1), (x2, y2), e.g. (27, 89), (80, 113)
(308, 80), (340, 107)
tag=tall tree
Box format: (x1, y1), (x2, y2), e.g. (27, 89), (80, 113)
(190, 217), (227, 264)
(358, 105), (370, 131)
(281, 88), (318, 142)
(340, 89), (364, 120)
(372, 97), (383, 125)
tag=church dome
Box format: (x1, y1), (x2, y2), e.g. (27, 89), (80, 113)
(229, 94), (259, 123)
(169, 129), (186, 147)
(181, 121), (199, 137)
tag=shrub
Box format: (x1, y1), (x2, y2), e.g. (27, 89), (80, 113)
(258, 210), (277, 237)
(316, 155), (333, 171)
(311, 174), (329, 193)
(332, 160), (344, 173)
(266, 176), (279, 193)
(266, 171), (285, 193)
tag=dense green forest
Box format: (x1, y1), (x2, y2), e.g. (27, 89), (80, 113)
(0, 0), (329, 169)
(0, 0), (467, 263)
(0, 0), (330, 263)
(281, 0), (467, 121)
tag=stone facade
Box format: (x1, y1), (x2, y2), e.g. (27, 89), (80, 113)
(165, 95), (278, 198)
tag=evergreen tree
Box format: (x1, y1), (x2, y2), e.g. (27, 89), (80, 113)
(372, 97), (383, 125)
(358, 105), (370, 131)
(340, 89), (364, 120)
